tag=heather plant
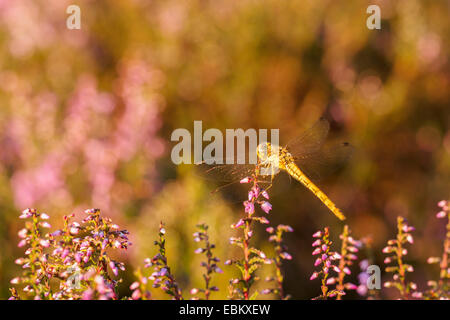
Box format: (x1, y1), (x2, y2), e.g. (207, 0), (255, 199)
(226, 176), (272, 300)
(424, 201), (450, 299)
(334, 225), (360, 299)
(190, 223), (223, 300)
(7, 200), (450, 300)
(263, 224), (294, 299)
(143, 222), (183, 300)
(309, 225), (360, 299)
(10, 208), (130, 300)
(382, 216), (420, 299)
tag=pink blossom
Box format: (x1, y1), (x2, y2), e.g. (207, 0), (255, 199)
(260, 201), (272, 214)
(312, 231), (322, 238)
(239, 177), (251, 184)
(310, 272), (319, 280)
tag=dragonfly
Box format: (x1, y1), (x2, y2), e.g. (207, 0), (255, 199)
(198, 118), (352, 221)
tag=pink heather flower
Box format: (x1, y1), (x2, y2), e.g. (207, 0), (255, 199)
(312, 239), (321, 247)
(50, 230), (63, 237)
(131, 290), (141, 300)
(247, 230), (253, 238)
(194, 248), (204, 254)
(248, 191), (255, 201)
(343, 267), (351, 275)
(312, 231), (322, 238)
(159, 268), (168, 277)
(39, 239), (50, 248)
(331, 252), (342, 260)
(261, 190), (269, 199)
(357, 284), (368, 296)
(40, 213), (50, 220)
(19, 209), (33, 219)
(312, 248), (321, 255)
(345, 283), (358, 290)
(333, 266), (341, 273)
(314, 258), (322, 266)
(384, 257), (392, 264)
(252, 186), (260, 197)
(360, 259), (369, 270)
(82, 289), (94, 300)
(427, 257), (440, 264)
(130, 282), (140, 290)
(406, 234), (414, 244)
(260, 201), (272, 214)
(240, 177), (251, 184)
(61, 248), (70, 259)
(243, 201), (255, 215)
(232, 219), (245, 229)
(280, 252), (292, 260)
(113, 240), (121, 248)
(279, 225), (293, 232)
(436, 211), (446, 218)
(10, 277), (20, 284)
(402, 225), (415, 232)
(40, 222), (51, 228)
(326, 278), (336, 285)
(266, 227), (274, 233)
(215, 267), (224, 273)
(18, 228), (28, 239)
(310, 272), (319, 280)
(437, 200), (447, 207)
(382, 246), (392, 253)
(190, 288), (199, 295)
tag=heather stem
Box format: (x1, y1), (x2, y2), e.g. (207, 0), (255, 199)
(439, 211), (450, 284)
(396, 217), (408, 299)
(336, 225), (349, 300)
(243, 219), (251, 300)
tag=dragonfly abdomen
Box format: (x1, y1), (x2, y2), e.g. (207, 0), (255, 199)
(284, 162), (346, 221)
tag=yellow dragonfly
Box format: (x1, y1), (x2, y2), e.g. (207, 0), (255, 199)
(199, 118), (352, 221)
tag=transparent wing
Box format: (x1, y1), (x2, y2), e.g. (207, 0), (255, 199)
(285, 117), (330, 157)
(291, 142), (353, 182)
(195, 158), (258, 182)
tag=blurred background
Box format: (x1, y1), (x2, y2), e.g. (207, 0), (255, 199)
(0, 0), (449, 299)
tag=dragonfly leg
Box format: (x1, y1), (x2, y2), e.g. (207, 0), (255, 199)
(262, 169), (275, 193)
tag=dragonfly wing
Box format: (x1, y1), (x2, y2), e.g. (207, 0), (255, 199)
(285, 117), (330, 157)
(195, 159), (257, 182)
(292, 142), (353, 182)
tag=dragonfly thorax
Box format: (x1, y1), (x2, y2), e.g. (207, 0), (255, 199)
(256, 142), (292, 169)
